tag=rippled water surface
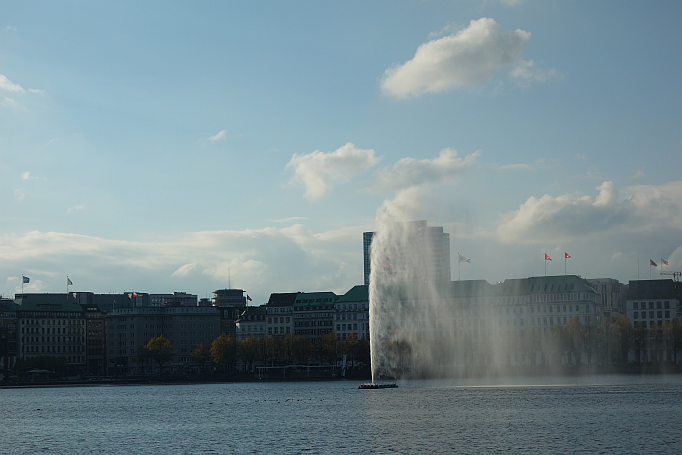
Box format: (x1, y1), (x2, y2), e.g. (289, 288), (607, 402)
(1, 375), (681, 454)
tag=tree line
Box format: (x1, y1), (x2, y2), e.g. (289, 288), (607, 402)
(141, 331), (371, 374)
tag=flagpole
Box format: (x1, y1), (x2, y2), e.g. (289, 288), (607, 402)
(21, 274), (24, 295)
(458, 252), (461, 281)
(565, 256), (567, 276)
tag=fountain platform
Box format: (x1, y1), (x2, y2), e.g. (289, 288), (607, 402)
(358, 382), (398, 389)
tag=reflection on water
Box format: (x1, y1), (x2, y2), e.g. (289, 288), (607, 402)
(1, 375), (681, 455)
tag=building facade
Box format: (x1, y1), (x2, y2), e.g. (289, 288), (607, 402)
(626, 280), (680, 329)
(293, 292), (336, 343)
(16, 297), (87, 374)
(106, 305), (221, 375)
(235, 305), (267, 342)
(266, 292), (296, 338)
(334, 285), (370, 341)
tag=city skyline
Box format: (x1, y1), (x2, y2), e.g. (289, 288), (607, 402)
(1, 2), (681, 303)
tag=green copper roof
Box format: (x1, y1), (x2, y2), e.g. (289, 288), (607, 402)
(336, 285), (368, 303)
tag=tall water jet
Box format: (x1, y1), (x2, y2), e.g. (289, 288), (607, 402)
(368, 212), (596, 381)
(369, 213), (450, 382)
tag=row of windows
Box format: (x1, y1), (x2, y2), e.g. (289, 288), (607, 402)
(22, 344), (83, 353)
(22, 326), (83, 334)
(633, 311), (671, 320)
(336, 323), (359, 332)
(295, 321), (332, 327)
(632, 301), (671, 310)
(22, 336), (84, 344)
(21, 318), (84, 326)
(294, 329), (332, 336)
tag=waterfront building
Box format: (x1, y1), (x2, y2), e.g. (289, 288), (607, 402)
(0, 298), (17, 377)
(626, 279), (680, 329)
(212, 289), (248, 339)
(363, 220), (451, 285)
(212, 288), (247, 307)
(587, 278), (628, 320)
(372, 274), (603, 369)
(266, 292), (296, 337)
(334, 285), (370, 341)
(293, 292), (336, 343)
(235, 305), (267, 342)
(150, 292), (198, 307)
(83, 304), (107, 376)
(15, 297), (87, 374)
(363, 231), (374, 286)
(106, 305), (221, 375)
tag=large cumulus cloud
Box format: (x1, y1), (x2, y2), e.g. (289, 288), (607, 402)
(497, 181), (682, 243)
(381, 18), (531, 98)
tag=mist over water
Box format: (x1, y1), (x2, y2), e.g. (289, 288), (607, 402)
(368, 210), (570, 383)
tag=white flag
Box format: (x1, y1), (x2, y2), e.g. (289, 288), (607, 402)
(67, 277), (73, 286)
(458, 254), (471, 264)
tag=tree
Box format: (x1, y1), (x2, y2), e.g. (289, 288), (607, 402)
(321, 331), (339, 366)
(663, 317), (682, 364)
(146, 335), (175, 374)
(211, 333), (237, 372)
(292, 336), (313, 365)
(518, 328), (541, 367)
(614, 315), (633, 364)
(344, 332), (359, 369)
(136, 345), (149, 374)
(562, 316), (583, 366)
(191, 342), (211, 374)
(239, 336), (258, 372)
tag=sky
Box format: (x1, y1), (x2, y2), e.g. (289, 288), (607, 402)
(1, 1), (681, 303)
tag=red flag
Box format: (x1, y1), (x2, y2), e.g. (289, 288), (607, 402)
(545, 254), (552, 261)
(247, 295), (252, 301)
(565, 253), (571, 259)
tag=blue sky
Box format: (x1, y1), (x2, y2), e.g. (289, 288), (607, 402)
(1, 1), (681, 303)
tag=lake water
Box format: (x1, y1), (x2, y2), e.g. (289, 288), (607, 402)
(1, 374), (681, 454)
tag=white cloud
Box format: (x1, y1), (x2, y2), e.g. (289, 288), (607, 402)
(67, 205), (85, 214)
(286, 142), (381, 200)
(381, 18), (531, 98)
(496, 180), (682, 243)
(208, 130), (226, 142)
(22, 171), (32, 180)
(509, 59), (559, 87)
(272, 216), (308, 223)
(0, 75), (25, 92)
(14, 189), (24, 201)
(499, 163), (532, 170)
(2, 97), (21, 108)
(366, 148), (480, 193)
(28, 88), (46, 95)
(172, 263), (197, 277)
(0, 226), (366, 302)
(500, 0), (527, 6)
(633, 168), (645, 179)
